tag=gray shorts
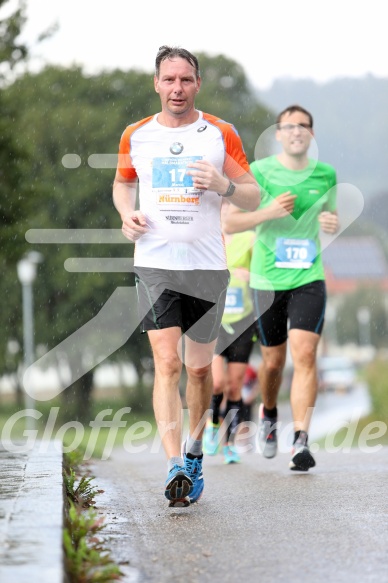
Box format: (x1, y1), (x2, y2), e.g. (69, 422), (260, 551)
(134, 267), (230, 344)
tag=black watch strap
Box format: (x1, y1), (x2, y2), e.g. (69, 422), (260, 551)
(218, 180), (236, 197)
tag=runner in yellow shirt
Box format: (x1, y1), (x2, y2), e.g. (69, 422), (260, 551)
(203, 201), (258, 464)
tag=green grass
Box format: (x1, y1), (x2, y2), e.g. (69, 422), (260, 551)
(63, 451), (124, 582)
(315, 412), (388, 450)
(362, 358), (388, 421)
(315, 356), (388, 449)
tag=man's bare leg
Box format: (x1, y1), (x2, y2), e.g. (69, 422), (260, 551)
(184, 337), (217, 444)
(288, 329), (320, 433)
(259, 342), (287, 408)
(257, 342), (287, 458)
(179, 337), (218, 503)
(148, 327), (184, 459)
(288, 328), (320, 471)
(148, 327), (195, 506)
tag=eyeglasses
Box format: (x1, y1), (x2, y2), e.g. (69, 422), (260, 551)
(278, 123), (312, 133)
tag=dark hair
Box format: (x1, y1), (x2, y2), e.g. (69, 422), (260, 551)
(155, 45), (200, 78)
(276, 104), (313, 129)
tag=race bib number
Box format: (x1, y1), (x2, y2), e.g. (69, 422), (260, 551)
(275, 238), (316, 269)
(148, 156), (206, 241)
(152, 156), (202, 196)
(224, 287), (244, 313)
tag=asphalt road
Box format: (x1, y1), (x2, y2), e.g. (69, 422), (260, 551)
(91, 443), (388, 583)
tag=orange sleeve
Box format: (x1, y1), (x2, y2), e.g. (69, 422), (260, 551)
(202, 113), (251, 178)
(117, 116), (153, 179)
(222, 123), (251, 178)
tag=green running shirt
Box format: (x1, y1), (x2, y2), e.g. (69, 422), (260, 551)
(250, 156), (337, 291)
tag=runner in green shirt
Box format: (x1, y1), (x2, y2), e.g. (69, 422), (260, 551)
(224, 104), (339, 471)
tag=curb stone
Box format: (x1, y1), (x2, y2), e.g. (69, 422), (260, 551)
(0, 440), (65, 583)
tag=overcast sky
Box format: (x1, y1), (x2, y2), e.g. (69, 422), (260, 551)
(7, 0), (388, 90)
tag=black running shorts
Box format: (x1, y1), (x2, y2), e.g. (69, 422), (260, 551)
(134, 267), (230, 344)
(253, 280), (326, 347)
(215, 314), (258, 363)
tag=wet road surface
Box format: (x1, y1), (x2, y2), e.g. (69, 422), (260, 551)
(91, 443), (388, 583)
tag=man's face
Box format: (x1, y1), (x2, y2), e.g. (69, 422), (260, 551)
(276, 111), (314, 156)
(154, 57), (201, 117)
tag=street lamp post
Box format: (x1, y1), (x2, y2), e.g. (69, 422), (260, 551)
(17, 252), (43, 422)
(325, 303), (338, 347)
(357, 306), (371, 346)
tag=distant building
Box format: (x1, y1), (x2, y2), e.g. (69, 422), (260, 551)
(322, 236), (388, 294)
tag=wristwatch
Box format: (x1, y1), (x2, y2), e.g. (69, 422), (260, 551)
(218, 180), (236, 197)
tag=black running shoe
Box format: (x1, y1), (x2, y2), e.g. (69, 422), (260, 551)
(289, 431), (316, 471)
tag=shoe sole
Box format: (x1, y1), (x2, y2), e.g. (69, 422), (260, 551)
(289, 447), (316, 471)
(168, 498), (190, 508)
(165, 471), (193, 507)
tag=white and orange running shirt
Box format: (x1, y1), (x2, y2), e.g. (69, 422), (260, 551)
(117, 111), (250, 270)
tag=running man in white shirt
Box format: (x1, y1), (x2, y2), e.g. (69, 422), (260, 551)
(112, 46), (260, 507)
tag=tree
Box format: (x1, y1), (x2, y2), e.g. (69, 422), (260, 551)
(3, 65), (159, 418)
(0, 0), (27, 80)
(0, 0), (30, 388)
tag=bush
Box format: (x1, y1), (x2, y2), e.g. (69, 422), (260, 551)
(364, 357), (388, 423)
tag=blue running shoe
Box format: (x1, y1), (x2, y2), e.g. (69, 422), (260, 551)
(203, 422), (221, 456)
(183, 453), (204, 503)
(223, 444), (241, 464)
(164, 464), (193, 507)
